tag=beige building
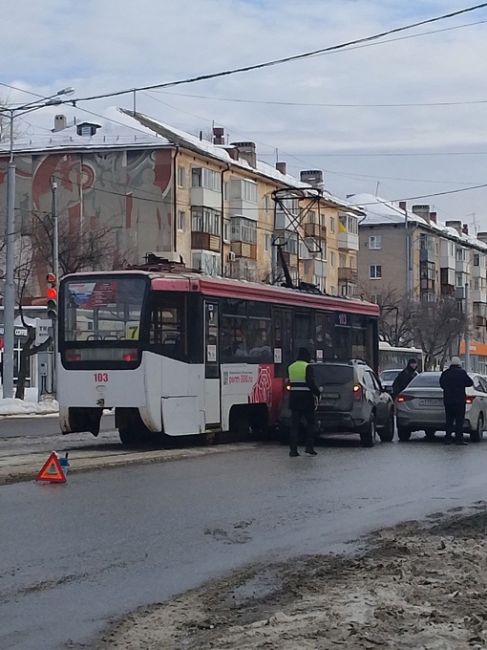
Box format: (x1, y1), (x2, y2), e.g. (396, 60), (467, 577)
(352, 193), (487, 370)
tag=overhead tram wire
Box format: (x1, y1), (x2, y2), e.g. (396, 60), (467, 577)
(3, 2), (486, 111)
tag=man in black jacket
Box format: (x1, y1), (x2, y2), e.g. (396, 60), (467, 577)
(440, 357), (473, 445)
(287, 348), (321, 457)
(392, 358), (418, 399)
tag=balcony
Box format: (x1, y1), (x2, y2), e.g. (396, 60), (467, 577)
(281, 251), (298, 269)
(337, 231), (359, 251)
(456, 259), (469, 274)
(191, 232), (221, 252)
(440, 254), (455, 269)
(472, 289), (487, 304)
(475, 315), (486, 328)
(338, 267), (358, 283)
(231, 241), (257, 260)
(441, 283), (455, 296)
(420, 247), (435, 262)
(472, 263), (486, 278)
(191, 187), (221, 210)
(303, 223), (327, 239)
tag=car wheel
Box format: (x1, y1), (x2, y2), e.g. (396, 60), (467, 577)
(424, 429), (436, 440)
(379, 411), (395, 442)
(470, 414), (484, 443)
(397, 426), (412, 442)
(360, 414), (376, 448)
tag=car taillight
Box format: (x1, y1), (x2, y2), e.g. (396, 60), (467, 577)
(353, 383), (363, 400)
(65, 350), (81, 361)
(122, 350), (138, 362)
(466, 395), (476, 405)
(396, 394), (414, 403)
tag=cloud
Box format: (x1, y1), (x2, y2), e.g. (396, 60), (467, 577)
(2, 0), (487, 222)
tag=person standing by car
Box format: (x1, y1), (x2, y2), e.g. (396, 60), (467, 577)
(392, 358), (419, 399)
(440, 357), (473, 445)
(287, 347), (321, 457)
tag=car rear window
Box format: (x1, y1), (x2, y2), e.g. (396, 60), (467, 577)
(380, 370), (400, 381)
(313, 365), (353, 385)
(409, 373), (440, 388)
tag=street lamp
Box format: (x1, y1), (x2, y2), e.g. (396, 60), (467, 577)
(2, 86), (74, 399)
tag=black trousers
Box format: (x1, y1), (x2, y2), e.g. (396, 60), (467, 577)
(444, 401), (466, 439)
(290, 409), (315, 452)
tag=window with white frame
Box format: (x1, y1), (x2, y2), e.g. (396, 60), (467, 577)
(223, 221), (230, 242)
(177, 211), (185, 232)
(456, 247), (466, 261)
(230, 179), (257, 203)
(177, 166), (186, 188)
(192, 167), (222, 192)
(370, 264), (382, 279)
(329, 217), (335, 233)
(191, 207), (221, 235)
(231, 217), (257, 244)
(369, 235), (383, 250)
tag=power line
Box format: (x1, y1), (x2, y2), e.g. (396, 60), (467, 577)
(21, 3), (487, 106)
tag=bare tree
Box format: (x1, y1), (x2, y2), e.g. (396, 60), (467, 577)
(358, 283), (414, 347)
(410, 298), (465, 370)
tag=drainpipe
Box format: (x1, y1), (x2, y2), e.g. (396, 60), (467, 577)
(221, 164), (230, 276)
(172, 146), (180, 254)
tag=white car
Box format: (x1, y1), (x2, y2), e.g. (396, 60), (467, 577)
(395, 371), (487, 442)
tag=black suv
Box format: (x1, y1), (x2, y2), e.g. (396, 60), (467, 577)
(279, 360), (395, 447)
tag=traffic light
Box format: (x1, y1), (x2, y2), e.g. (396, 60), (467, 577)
(46, 273), (57, 320)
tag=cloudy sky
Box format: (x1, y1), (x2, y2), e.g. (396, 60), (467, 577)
(3, 0), (487, 227)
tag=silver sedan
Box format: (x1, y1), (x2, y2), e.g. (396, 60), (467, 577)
(395, 371), (487, 442)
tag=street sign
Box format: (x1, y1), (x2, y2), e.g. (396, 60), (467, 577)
(35, 319), (53, 346)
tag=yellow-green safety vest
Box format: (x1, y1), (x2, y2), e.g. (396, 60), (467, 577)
(288, 360), (310, 392)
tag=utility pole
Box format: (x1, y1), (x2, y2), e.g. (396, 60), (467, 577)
(1, 87), (74, 399)
(2, 110), (16, 398)
(464, 282), (471, 371)
(51, 178), (59, 396)
(404, 209), (412, 294)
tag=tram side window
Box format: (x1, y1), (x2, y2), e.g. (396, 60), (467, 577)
(148, 295), (186, 360)
(315, 312), (334, 361)
(221, 299), (272, 363)
(294, 312), (315, 359)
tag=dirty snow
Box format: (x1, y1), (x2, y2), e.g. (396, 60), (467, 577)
(95, 505), (487, 650)
(0, 397), (59, 416)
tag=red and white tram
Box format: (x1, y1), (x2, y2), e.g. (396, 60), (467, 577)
(58, 271), (379, 445)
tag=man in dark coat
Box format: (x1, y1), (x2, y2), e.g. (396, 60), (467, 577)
(440, 357), (473, 445)
(287, 347), (321, 457)
(392, 358), (418, 399)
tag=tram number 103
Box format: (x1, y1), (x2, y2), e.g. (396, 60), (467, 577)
(94, 372), (109, 383)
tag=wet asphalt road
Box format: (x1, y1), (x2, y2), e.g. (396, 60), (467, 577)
(2, 435), (487, 650)
(0, 414), (115, 439)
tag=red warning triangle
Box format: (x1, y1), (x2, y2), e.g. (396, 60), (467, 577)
(36, 452), (67, 483)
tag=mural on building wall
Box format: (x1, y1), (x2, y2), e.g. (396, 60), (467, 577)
(0, 148), (173, 299)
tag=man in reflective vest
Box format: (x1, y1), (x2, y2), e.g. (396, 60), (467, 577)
(287, 347), (321, 457)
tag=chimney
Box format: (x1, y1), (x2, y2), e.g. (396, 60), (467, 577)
(462, 224), (469, 235)
(430, 211), (437, 223)
(53, 114), (67, 132)
(230, 141), (256, 167)
(300, 169), (324, 189)
(446, 220), (462, 234)
(399, 201), (407, 211)
(226, 146), (239, 161)
(412, 204), (430, 223)
(213, 127), (225, 145)
(276, 161), (287, 175)
(477, 232), (487, 243)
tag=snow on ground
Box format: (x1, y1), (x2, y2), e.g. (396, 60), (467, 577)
(0, 397), (59, 416)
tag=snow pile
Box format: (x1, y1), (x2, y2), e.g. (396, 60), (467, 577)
(0, 398), (59, 417)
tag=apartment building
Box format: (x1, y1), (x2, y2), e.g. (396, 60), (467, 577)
(0, 107), (364, 303)
(353, 193), (487, 370)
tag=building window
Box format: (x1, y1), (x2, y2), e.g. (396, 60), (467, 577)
(370, 265), (382, 279)
(265, 233), (272, 251)
(330, 251), (335, 267)
(191, 207), (221, 235)
(456, 247), (466, 261)
(177, 166), (186, 188)
(231, 217), (257, 244)
(474, 253), (480, 266)
(230, 179), (257, 203)
(177, 211), (185, 232)
(329, 217), (335, 234)
(192, 167), (222, 192)
(339, 213), (358, 234)
(223, 221), (230, 242)
(456, 273), (463, 287)
(264, 195), (270, 212)
(369, 235), (382, 250)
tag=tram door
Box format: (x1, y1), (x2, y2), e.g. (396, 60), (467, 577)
(204, 301), (220, 425)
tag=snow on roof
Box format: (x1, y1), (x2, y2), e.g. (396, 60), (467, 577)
(349, 192), (487, 252)
(1, 107), (169, 153)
